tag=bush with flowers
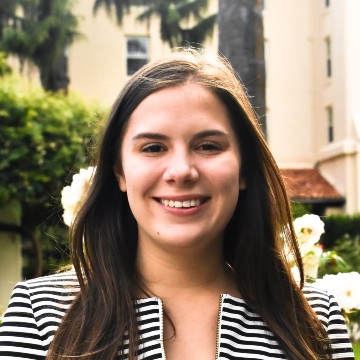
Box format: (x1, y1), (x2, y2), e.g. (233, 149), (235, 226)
(291, 213), (360, 345)
(0, 74), (104, 278)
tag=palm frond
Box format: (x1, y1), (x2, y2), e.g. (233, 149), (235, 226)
(180, 12), (217, 47)
(93, 0), (132, 25)
(177, 0), (210, 21)
(136, 7), (156, 23)
(93, 0), (112, 17)
(135, 0), (216, 48)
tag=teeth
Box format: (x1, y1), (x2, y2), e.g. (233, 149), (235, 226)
(160, 199), (201, 208)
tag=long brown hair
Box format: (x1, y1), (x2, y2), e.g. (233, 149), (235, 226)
(48, 49), (331, 359)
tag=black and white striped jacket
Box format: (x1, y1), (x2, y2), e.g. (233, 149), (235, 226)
(0, 271), (355, 359)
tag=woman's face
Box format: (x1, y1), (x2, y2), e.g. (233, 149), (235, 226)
(116, 83), (245, 254)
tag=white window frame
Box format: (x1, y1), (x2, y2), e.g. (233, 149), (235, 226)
(126, 37), (149, 76)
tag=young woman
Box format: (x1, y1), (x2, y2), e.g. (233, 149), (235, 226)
(0, 49), (354, 360)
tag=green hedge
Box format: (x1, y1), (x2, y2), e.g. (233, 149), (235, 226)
(321, 214), (360, 248)
(354, 343), (360, 359)
(0, 74), (104, 277)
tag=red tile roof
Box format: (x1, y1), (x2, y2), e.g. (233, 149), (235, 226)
(280, 168), (344, 202)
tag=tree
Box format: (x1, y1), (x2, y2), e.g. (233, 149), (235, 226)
(218, 0), (266, 136)
(0, 0), (19, 40)
(0, 0), (81, 92)
(0, 74), (103, 277)
(93, 0), (217, 48)
(93, 0), (135, 25)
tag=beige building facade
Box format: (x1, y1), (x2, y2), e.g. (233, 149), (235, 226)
(68, 1), (219, 105)
(264, 0), (360, 214)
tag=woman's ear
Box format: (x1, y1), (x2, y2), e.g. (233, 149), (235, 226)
(239, 177), (246, 190)
(114, 165), (127, 192)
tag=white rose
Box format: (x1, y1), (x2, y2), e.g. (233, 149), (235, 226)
(302, 245), (323, 279)
(313, 272), (360, 312)
(61, 167), (95, 226)
(294, 214), (325, 256)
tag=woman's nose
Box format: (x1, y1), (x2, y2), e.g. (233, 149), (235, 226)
(162, 152), (199, 183)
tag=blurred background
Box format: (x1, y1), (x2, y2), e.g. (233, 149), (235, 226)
(1, 1), (360, 345)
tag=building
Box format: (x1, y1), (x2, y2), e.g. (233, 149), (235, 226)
(68, 1), (218, 105)
(264, 0), (360, 214)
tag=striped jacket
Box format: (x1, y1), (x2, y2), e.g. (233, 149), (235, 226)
(0, 271), (355, 359)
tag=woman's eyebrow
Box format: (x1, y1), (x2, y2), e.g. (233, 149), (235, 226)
(132, 132), (168, 142)
(131, 130), (230, 142)
(192, 130), (230, 140)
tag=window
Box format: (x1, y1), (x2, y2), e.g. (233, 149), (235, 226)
(325, 37), (332, 77)
(327, 106), (334, 143)
(126, 37), (149, 76)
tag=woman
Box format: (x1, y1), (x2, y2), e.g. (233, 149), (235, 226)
(0, 49), (354, 359)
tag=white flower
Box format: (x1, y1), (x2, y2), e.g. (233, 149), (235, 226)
(302, 245), (323, 279)
(294, 214), (325, 256)
(61, 167), (95, 226)
(290, 244), (323, 282)
(287, 214), (325, 279)
(313, 272), (360, 312)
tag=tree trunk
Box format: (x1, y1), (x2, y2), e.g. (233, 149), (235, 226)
(37, 0), (69, 92)
(40, 51), (69, 93)
(218, 0), (266, 136)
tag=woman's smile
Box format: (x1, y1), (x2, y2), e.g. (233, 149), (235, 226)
(155, 195), (209, 208)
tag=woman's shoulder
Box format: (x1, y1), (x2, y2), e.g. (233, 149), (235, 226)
(23, 269), (79, 288)
(4, 270), (80, 320)
(0, 270), (80, 359)
(13, 269), (80, 298)
(302, 284), (355, 359)
(302, 283), (338, 316)
(302, 283), (332, 302)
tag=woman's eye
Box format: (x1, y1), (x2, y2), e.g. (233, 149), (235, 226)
(197, 142), (221, 152)
(142, 144), (165, 153)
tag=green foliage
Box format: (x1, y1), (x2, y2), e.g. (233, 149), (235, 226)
(0, 0), (81, 91)
(94, 0), (217, 48)
(137, 0), (217, 47)
(0, 77), (101, 206)
(0, 75), (104, 277)
(0, 51), (11, 76)
(291, 202), (312, 219)
(353, 343), (360, 358)
(318, 250), (353, 278)
(329, 235), (360, 273)
(317, 222), (360, 278)
(93, 0), (133, 25)
(321, 214), (360, 248)
(21, 221), (72, 278)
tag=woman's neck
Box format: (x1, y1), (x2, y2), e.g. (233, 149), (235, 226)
(135, 242), (239, 299)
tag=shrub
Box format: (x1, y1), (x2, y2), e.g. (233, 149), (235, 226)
(320, 214), (360, 248)
(0, 75), (104, 277)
